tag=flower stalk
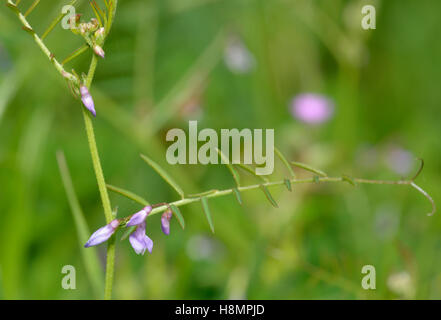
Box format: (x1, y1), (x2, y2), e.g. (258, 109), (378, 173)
(8, 0), (120, 299)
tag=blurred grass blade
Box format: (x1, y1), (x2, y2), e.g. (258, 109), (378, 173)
(233, 188), (243, 205)
(259, 185), (279, 208)
(275, 147), (295, 178)
(144, 30), (225, 135)
(169, 204), (185, 229)
(56, 151), (104, 297)
(291, 161), (327, 177)
(201, 197), (215, 233)
(106, 184), (150, 206)
(217, 148), (240, 187)
(140, 153), (185, 199)
(0, 71), (19, 126)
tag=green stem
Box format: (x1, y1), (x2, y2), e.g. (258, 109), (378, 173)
(136, 176), (434, 217)
(9, 0), (119, 299)
(83, 57), (113, 223)
(83, 57), (115, 299)
(6, 1), (76, 82)
(104, 236), (116, 300)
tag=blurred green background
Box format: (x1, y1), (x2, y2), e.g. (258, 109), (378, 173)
(0, 0), (440, 299)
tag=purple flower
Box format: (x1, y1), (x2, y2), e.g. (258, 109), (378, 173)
(80, 85), (96, 117)
(129, 221), (153, 255)
(290, 93), (333, 124)
(126, 205), (152, 227)
(84, 219), (120, 247)
(161, 210), (173, 235)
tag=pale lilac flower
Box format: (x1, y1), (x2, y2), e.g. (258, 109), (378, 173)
(291, 93), (334, 124)
(84, 219), (120, 247)
(224, 37), (255, 74)
(186, 235), (222, 261)
(80, 85), (96, 117)
(129, 221), (153, 255)
(386, 147), (413, 176)
(126, 205), (152, 227)
(161, 210), (173, 235)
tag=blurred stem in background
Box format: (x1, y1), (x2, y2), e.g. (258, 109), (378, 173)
(56, 151), (104, 298)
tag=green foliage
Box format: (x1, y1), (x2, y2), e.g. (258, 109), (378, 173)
(1, 0), (440, 300)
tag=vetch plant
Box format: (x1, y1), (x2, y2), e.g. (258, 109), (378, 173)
(7, 0), (435, 300)
(7, 0), (118, 299)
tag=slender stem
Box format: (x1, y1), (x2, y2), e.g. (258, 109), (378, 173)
(83, 57), (113, 223)
(6, 1), (76, 82)
(104, 236), (116, 300)
(142, 176), (432, 217)
(9, 0), (119, 298)
(62, 44), (89, 65)
(24, 0), (40, 17)
(83, 56), (115, 299)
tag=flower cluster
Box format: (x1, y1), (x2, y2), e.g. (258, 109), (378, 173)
(84, 205), (174, 255)
(62, 15), (109, 117)
(70, 16), (106, 59)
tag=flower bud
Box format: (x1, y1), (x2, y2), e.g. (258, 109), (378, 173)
(93, 45), (105, 58)
(161, 209), (173, 235)
(80, 85), (96, 117)
(127, 206), (153, 227)
(84, 219), (120, 247)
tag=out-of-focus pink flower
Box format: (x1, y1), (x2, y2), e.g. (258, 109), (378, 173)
(386, 147), (413, 176)
(290, 93), (334, 124)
